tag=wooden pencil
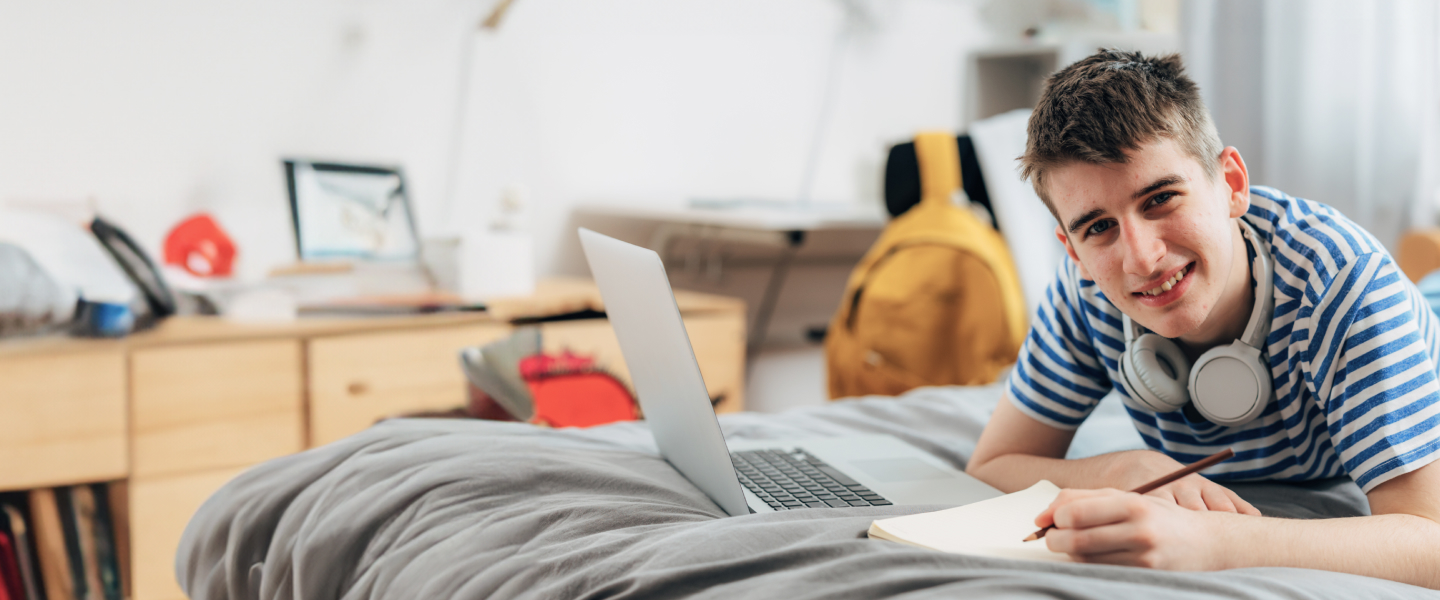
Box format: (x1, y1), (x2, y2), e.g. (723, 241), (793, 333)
(1023, 448), (1237, 542)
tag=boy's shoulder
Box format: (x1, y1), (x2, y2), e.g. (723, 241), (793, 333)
(1245, 185), (1396, 292)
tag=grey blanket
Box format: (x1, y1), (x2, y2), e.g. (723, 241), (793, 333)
(178, 384), (1438, 599)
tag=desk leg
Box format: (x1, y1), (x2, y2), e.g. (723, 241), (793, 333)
(748, 230), (805, 353)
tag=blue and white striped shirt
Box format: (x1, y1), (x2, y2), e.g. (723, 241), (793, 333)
(1008, 186), (1440, 492)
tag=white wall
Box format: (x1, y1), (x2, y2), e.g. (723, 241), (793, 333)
(0, 0), (992, 281)
(1, 0), (477, 279)
(455, 0), (994, 276)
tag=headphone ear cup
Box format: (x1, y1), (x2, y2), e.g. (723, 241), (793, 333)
(1189, 342), (1271, 426)
(1120, 334), (1192, 412)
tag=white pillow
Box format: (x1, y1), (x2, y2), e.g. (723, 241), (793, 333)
(969, 109), (1067, 319)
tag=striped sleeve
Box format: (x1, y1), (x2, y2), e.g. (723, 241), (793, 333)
(1006, 261), (1112, 430)
(1309, 253), (1440, 492)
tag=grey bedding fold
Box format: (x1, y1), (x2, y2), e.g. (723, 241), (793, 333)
(177, 385), (1437, 599)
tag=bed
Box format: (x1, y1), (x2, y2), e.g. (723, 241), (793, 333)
(174, 383), (1438, 599)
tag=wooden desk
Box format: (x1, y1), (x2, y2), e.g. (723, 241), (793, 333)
(576, 203), (884, 349)
(0, 278), (745, 600)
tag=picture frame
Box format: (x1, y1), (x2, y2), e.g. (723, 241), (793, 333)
(282, 159), (422, 263)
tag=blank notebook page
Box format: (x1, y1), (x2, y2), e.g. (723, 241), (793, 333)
(867, 480), (1070, 562)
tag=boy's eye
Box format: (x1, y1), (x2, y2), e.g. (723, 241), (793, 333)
(1086, 220), (1114, 237)
(1149, 191), (1176, 207)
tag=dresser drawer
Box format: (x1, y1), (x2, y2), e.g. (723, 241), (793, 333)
(0, 346), (127, 490)
(131, 340), (304, 478)
(308, 324), (510, 446)
(129, 466), (246, 600)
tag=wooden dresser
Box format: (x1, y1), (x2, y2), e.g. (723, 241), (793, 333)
(0, 278), (745, 600)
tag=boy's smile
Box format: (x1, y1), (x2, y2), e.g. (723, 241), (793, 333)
(1046, 139), (1254, 347)
(1131, 261), (1192, 307)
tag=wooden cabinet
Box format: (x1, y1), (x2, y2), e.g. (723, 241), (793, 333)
(125, 340), (307, 600)
(0, 342), (127, 490)
(130, 467), (247, 600)
(0, 279), (746, 600)
(308, 324), (510, 446)
(131, 340), (305, 478)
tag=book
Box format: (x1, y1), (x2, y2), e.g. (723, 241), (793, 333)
(27, 490), (73, 600)
(87, 485), (121, 600)
(2, 504), (44, 600)
(68, 487), (103, 600)
(0, 530), (21, 600)
(867, 480), (1071, 563)
(53, 489), (88, 600)
(105, 483), (129, 600)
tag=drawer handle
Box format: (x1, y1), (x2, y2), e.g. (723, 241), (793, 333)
(347, 381), (369, 396)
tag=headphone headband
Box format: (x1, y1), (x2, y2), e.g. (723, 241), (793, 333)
(1236, 220), (1274, 349)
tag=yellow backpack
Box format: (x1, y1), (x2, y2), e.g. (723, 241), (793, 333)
(826, 131), (1028, 398)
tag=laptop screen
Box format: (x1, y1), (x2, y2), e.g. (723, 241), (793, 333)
(578, 228), (751, 516)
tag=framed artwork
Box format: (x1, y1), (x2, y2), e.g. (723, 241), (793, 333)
(283, 159), (420, 262)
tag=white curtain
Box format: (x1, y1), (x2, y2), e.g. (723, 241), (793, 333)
(1182, 0), (1440, 251)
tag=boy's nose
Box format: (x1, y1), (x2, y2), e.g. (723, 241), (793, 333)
(1121, 221), (1165, 275)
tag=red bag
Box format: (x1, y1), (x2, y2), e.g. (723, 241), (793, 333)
(456, 329), (640, 428)
(519, 351), (638, 427)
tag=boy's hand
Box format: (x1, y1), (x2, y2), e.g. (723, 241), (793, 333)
(1118, 451), (1262, 515)
(1034, 489), (1239, 570)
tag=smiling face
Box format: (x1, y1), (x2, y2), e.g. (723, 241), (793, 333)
(1048, 139), (1253, 342)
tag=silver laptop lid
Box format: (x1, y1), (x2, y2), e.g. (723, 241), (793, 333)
(577, 228), (750, 516)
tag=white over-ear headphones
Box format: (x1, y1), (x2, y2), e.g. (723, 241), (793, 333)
(1116, 220), (1275, 427)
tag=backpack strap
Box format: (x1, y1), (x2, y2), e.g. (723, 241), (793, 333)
(915, 131), (961, 208)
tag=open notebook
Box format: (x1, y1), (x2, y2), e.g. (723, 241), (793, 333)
(867, 480), (1070, 562)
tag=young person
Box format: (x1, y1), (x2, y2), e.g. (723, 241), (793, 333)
(965, 50), (1440, 588)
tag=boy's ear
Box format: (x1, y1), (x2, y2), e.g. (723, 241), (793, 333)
(1220, 147), (1250, 218)
(1055, 225), (1091, 279)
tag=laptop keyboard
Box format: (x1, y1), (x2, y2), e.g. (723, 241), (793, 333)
(731, 449), (892, 510)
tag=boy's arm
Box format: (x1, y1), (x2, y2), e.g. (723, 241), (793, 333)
(968, 392), (1258, 514)
(966, 391), (1104, 490)
(1037, 460), (1440, 589)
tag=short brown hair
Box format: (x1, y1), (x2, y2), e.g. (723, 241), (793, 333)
(1020, 49), (1222, 217)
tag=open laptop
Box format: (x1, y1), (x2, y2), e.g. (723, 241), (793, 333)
(579, 228), (1001, 516)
